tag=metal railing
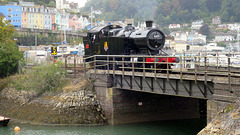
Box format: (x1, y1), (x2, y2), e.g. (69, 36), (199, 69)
(73, 55), (240, 92)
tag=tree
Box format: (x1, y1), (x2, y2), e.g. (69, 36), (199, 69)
(206, 0), (221, 12)
(199, 24), (210, 37)
(48, 1), (55, 7)
(0, 17), (23, 78)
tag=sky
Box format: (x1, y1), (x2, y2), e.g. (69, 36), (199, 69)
(67, 0), (87, 8)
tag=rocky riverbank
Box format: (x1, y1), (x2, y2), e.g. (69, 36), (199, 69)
(198, 98), (240, 135)
(0, 77), (106, 125)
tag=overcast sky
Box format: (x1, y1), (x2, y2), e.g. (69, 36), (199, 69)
(67, 0), (87, 8)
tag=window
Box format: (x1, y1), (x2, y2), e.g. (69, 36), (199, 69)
(13, 14), (15, 17)
(8, 19), (12, 23)
(7, 8), (12, 12)
(7, 14), (12, 18)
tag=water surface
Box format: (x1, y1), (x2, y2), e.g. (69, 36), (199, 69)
(0, 119), (206, 135)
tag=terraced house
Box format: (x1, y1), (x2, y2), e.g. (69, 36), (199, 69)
(0, 3), (21, 27)
(0, 2), (89, 30)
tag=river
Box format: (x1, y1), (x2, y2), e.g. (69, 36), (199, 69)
(0, 118), (205, 135)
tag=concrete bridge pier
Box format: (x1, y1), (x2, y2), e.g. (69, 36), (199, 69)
(92, 73), (203, 124)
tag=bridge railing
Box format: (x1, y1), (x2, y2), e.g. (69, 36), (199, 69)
(76, 55), (240, 92)
(64, 54), (240, 90)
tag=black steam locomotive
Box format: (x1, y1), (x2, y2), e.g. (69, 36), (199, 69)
(83, 21), (179, 70)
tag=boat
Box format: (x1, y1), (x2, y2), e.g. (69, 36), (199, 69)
(0, 116), (10, 126)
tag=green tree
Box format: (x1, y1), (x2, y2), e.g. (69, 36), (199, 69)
(0, 17), (23, 78)
(206, 0), (221, 12)
(199, 24), (210, 37)
(48, 1), (55, 7)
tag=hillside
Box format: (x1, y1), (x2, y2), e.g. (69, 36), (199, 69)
(0, 0), (55, 7)
(81, 0), (240, 26)
(1, 0), (240, 27)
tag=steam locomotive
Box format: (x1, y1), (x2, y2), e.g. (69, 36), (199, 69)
(83, 21), (179, 71)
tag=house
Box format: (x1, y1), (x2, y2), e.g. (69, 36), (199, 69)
(192, 20), (204, 24)
(169, 24), (181, 29)
(171, 40), (189, 52)
(21, 6), (29, 28)
(56, 0), (79, 10)
(216, 24), (228, 30)
(187, 33), (207, 44)
(212, 16), (221, 24)
(0, 4), (22, 27)
(228, 23), (240, 31)
(215, 35), (235, 42)
(191, 20), (203, 30)
(191, 23), (203, 30)
(43, 7), (53, 30)
(170, 31), (207, 44)
(53, 9), (69, 30)
(56, 0), (69, 9)
(69, 14), (82, 31)
(170, 32), (187, 41)
(82, 17), (89, 29)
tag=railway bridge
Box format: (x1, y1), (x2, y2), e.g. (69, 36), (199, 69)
(67, 55), (240, 124)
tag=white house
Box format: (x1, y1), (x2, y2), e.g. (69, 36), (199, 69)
(56, 0), (78, 10)
(191, 23), (203, 30)
(191, 20), (203, 30)
(187, 33), (207, 44)
(170, 32), (187, 41)
(215, 35), (235, 42)
(192, 20), (204, 24)
(228, 23), (240, 31)
(204, 43), (224, 51)
(169, 24), (181, 29)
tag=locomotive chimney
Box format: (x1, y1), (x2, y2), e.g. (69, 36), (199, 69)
(146, 20), (153, 28)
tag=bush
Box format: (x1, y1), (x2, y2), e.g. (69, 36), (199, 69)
(0, 78), (9, 91)
(11, 61), (69, 95)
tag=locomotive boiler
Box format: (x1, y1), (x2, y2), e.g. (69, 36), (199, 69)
(83, 21), (179, 71)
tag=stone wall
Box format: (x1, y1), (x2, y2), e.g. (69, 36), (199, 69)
(207, 79), (239, 123)
(0, 78), (106, 125)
